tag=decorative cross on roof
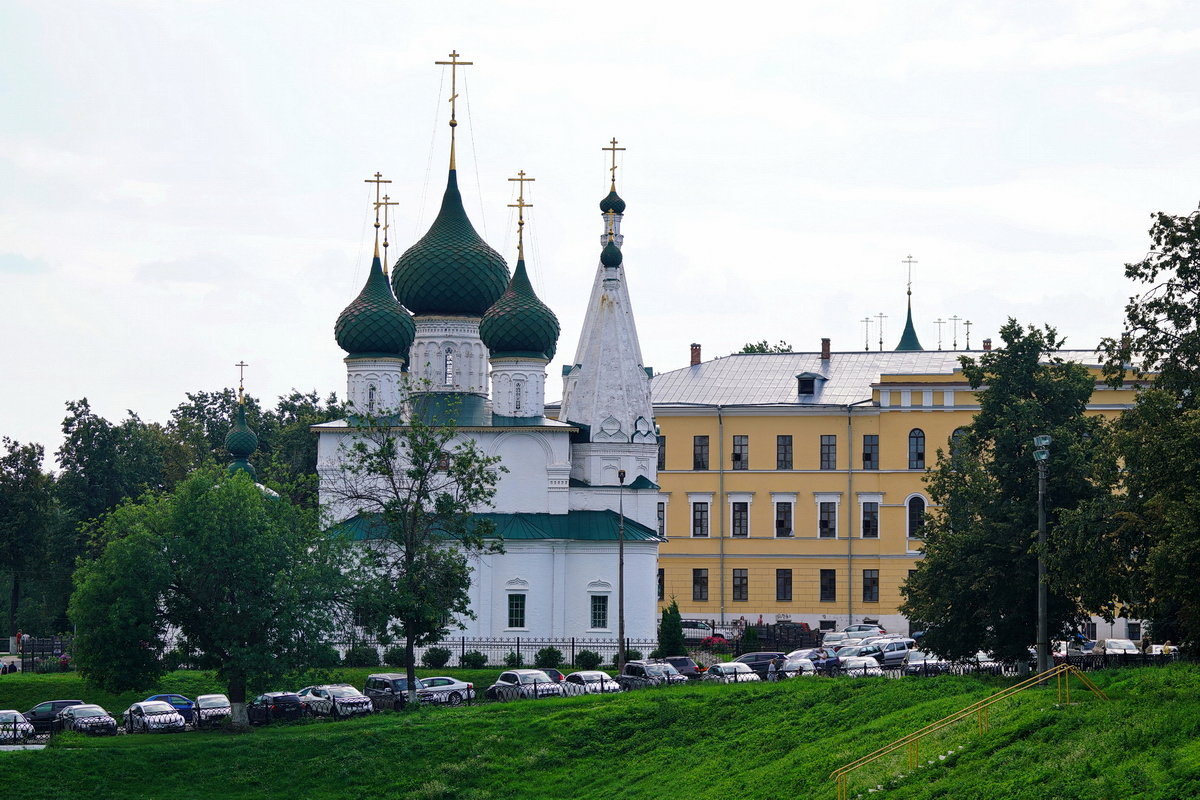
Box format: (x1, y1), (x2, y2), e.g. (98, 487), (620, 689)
(235, 360), (248, 403)
(603, 137), (625, 184)
(508, 170), (535, 259)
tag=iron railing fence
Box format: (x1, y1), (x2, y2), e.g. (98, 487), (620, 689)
(329, 636), (659, 669)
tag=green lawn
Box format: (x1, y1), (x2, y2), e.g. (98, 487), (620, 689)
(2, 665), (1198, 800)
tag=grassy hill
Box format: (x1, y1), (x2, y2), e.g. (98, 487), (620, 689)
(2, 665), (1197, 799)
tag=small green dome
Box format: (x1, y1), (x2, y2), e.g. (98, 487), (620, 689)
(225, 403), (258, 480)
(600, 188), (626, 214)
(335, 253), (415, 357)
(601, 238), (622, 268)
(480, 259), (560, 360)
(392, 170), (509, 316)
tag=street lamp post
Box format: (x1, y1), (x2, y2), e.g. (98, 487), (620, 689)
(1033, 435), (1052, 674)
(617, 468), (627, 674)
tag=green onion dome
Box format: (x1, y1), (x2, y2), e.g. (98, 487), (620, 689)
(599, 187), (626, 215)
(601, 238), (623, 268)
(335, 252), (415, 357)
(392, 170), (510, 316)
(480, 258), (560, 360)
(225, 403), (258, 479)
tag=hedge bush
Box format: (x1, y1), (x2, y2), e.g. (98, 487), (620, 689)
(422, 647), (452, 668)
(344, 644), (381, 667)
(504, 651), (523, 668)
(534, 647), (563, 669)
(383, 645), (409, 667)
(575, 650), (602, 670)
(460, 650), (487, 669)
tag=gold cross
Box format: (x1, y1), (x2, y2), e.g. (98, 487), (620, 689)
(605, 210), (616, 242)
(435, 50), (473, 127)
(377, 194), (400, 272)
(235, 360), (248, 403)
(902, 254), (918, 294)
(508, 170), (535, 259)
(602, 137), (626, 184)
(364, 172), (391, 240)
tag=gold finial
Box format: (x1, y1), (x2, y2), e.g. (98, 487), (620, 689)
(435, 50), (474, 170)
(902, 254), (917, 297)
(365, 172), (391, 252)
(507, 170), (535, 261)
(377, 193), (399, 274)
(235, 360), (249, 404)
(604, 210), (616, 242)
(602, 137), (626, 190)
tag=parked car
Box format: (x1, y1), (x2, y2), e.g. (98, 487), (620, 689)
(779, 657), (817, 677)
(55, 704), (117, 736)
(703, 662), (761, 683)
(1096, 638), (1139, 656)
(877, 638), (917, 668)
(195, 694), (231, 728)
(246, 692), (306, 725)
(485, 669), (566, 700)
(364, 674), (434, 711)
(143, 693), (196, 723)
(787, 647), (839, 674)
(540, 668), (566, 683)
(22, 700), (84, 733)
(842, 624), (887, 636)
(564, 670), (622, 694)
(662, 656), (703, 680)
(903, 649), (950, 676)
(841, 656), (885, 677)
(680, 619), (716, 643)
(616, 660), (687, 691)
(420, 676), (476, 705)
(297, 684), (373, 719)
(0, 710), (36, 743)
(1066, 639), (1096, 658)
(831, 644), (885, 670)
(732, 651), (787, 679)
(820, 631), (851, 648)
(124, 701), (186, 733)
(964, 652), (1003, 675)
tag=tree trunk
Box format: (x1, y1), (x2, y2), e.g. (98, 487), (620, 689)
(229, 675), (250, 730)
(8, 571), (19, 638)
(406, 634), (417, 706)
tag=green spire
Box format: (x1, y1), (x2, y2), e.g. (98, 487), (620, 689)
(895, 293), (924, 351)
(480, 258), (560, 360)
(225, 401), (258, 480)
(335, 243), (415, 359)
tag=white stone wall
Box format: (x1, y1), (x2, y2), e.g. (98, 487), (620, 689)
(409, 316), (489, 394)
(344, 356), (406, 415)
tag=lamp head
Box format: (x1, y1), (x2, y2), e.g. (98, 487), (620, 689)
(1033, 435), (1053, 448)
(1033, 449), (1050, 462)
(618, 468), (626, 483)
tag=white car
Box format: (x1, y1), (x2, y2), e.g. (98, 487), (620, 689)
(703, 662), (761, 683)
(840, 657), (885, 677)
(485, 669), (565, 700)
(419, 676), (476, 705)
(564, 670), (622, 694)
(195, 694), (232, 728)
(779, 657), (817, 677)
(0, 710), (36, 743)
(123, 701), (186, 733)
(297, 684), (373, 718)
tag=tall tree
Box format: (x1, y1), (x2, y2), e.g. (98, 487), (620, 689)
(324, 404), (503, 702)
(901, 320), (1109, 663)
(0, 439), (55, 636)
(658, 598), (686, 657)
(69, 468), (346, 727)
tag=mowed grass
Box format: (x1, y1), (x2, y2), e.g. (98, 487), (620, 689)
(2, 665), (1198, 800)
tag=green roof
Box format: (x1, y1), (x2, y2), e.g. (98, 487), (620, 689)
(599, 187), (626, 214)
(480, 258), (560, 360)
(392, 170), (510, 316)
(335, 252), (415, 357)
(333, 509), (662, 542)
(225, 403), (258, 480)
(895, 299), (924, 352)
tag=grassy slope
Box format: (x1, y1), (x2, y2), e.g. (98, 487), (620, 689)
(2, 666), (1198, 800)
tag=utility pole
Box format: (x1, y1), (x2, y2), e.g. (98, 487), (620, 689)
(1033, 436), (1052, 674)
(617, 468), (627, 673)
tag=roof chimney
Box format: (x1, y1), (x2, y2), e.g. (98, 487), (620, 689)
(690, 343), (702, 366)
(982, 338), (992, 352)
(820, 338), (831, 361)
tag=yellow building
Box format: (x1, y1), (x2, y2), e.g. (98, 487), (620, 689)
(648, 339), (1137, 635)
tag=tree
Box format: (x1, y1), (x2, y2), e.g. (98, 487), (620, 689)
(1100, 204), (1200, 401)
(739, 340), (794, 354)
(0, 439), (56, 636)
(901, 320), (1109, 663)
(69, 468), (346, 728)
(325, 403), (503, 703)
(658, 598), (685, 656)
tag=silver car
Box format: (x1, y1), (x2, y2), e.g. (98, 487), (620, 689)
(564, 670), (622, 694)
(297, 684), (373, 718)
(124, 701), (186, 733)
(0, 710), (36, 743)
(419, 676), (476, 705)
(195, 694), (232, 728)
(703, 662), (761, 683)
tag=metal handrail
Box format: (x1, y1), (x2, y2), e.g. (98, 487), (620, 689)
(831, 664), (1109, 799)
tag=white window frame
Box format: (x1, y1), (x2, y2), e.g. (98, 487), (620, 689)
(688, 492), (713, 538)
(859, 492), (883, 539)
(771, 492), (796, 538)
(728, 492), (754, 538)
(814, 492), (841, 539)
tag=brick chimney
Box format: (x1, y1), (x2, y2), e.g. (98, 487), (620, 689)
(820, 338), (831, 361)
(690, 343), (702, 366)
(982, 338), (992, 351)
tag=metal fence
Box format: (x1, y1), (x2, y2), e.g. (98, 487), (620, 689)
(333, 636), (659, 669)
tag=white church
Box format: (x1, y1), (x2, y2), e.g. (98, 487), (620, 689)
(313, 80), (662, 641)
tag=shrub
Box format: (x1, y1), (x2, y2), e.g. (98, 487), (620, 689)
(700, 636), (731, 655)
(504, 651), (523, 668)
(534, 647), (563, 669)
(311, 644), (341, 668)
(658, 599), (686, 656)
(575, 649), (602, 670)
(649, 648), (665, 659)
(383, 645), (409, 667)
(611, 649), (642, 667)
(422, 647), (452, 668)
(460, 650), (487, 669)
(344, 644), (381, 667)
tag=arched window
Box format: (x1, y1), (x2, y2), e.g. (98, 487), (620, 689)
(367, 384), (377, 415)
(907, 496), (926, 538)
(514, 380), (524, 411)
(950, 427), (968, 460)
(908, 428), (926, 470)
(444, 348), (455, 385)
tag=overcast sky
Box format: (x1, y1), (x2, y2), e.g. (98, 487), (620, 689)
(4, 0), (1199, 463)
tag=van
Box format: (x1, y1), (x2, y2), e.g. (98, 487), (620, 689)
(679, 619), (715, 643)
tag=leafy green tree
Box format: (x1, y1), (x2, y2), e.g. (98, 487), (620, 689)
(326, 405), (503, 702)
(658, 598), (686, 656)
(901, 320), (1109, 663)
(0, 439), (56, 636)
(739, 340), (794, 354)
(69, 468), (346, 728)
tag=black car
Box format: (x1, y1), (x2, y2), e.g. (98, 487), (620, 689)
(364, 674), (434, 711)
(732, 651), (787, 679)
(663, 656), (703, 680)
(23, 700), (84, 733)
(55, 704), (118, 736)
(247, 692), (306, 725)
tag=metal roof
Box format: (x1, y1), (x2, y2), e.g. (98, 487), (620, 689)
(650, 350), (1103, 407)
(334, 509), (662, 542)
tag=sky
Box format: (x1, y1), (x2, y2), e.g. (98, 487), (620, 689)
(3, 0), (1200, 464)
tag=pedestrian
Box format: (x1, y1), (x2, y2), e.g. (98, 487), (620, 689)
(1140, 634), (1151, 654)
(1162, 641), (1174, 655)
(767, 657), (777, 681)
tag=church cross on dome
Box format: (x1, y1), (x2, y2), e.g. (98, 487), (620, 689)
(507, 170), (535, 260)
(902, 254), (917, 297)
(603, 137), (625, 188)
(377, 193), (399, 272)
(235, 360), (249, 404)
(435, 50), (474, 169)
(364, 171), (391, 252)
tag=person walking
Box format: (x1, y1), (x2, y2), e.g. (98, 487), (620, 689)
(767, 657), (778, 682)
